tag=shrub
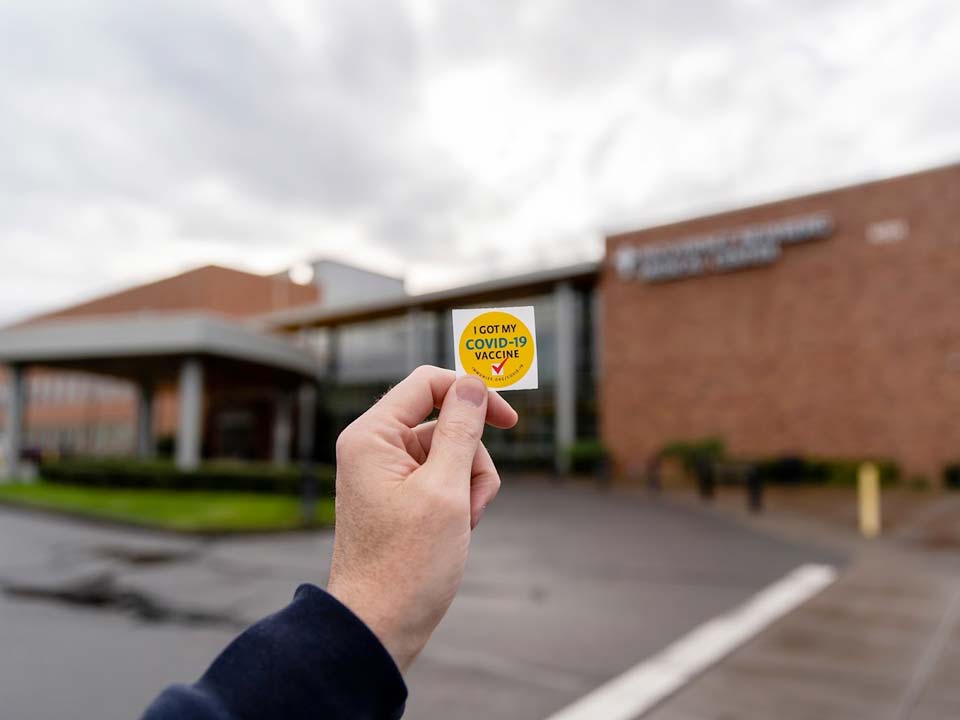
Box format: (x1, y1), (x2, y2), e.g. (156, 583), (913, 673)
(944, 464), (960, 489)
(39, 458), (335, 496)
(752, 456), (900, 487)
(656, 440), (901, 488)
(660, 437), (726, 472)
(905, 475), (931, 490)
(565, 440), (609, 474)
(155, 435), (175, 458)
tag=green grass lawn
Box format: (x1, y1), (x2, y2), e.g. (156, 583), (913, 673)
(0, 481), (335, 533)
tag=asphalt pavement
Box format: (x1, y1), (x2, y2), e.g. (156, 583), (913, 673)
(0, 481), (840, 720)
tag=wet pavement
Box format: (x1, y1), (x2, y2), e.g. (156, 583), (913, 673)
(0, 481), (839, 720)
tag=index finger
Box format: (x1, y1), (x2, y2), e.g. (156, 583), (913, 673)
(371, 365), (518, 429)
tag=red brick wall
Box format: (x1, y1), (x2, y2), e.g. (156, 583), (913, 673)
(601, 164), (960, 483)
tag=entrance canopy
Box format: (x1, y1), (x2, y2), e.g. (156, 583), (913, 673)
(0, 312), (318, 379)
(0, 312), (320, 476)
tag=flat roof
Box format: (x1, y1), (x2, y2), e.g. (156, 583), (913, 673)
(259, 260), (600, 330)
(0, 312), (319, 378)
(604, 160), (960, 242)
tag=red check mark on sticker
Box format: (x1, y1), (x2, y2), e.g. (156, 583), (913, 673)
(491, 358), (508, 375)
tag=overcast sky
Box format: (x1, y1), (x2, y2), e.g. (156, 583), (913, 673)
(1, 0), (958, 323)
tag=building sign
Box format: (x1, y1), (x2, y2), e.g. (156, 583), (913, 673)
(614, 213), (834, 283)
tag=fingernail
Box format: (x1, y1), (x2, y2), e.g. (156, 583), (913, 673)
(456, 376), (487, 407)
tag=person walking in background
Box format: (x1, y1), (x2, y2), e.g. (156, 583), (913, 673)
(142, 366), (518, 720)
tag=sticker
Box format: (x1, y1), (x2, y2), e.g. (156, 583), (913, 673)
(452, 306), (538, 391)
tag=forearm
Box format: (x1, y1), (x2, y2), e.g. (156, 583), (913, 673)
(142, 584), (407, 720)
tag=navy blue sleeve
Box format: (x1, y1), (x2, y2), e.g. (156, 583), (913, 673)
(142, 584), (407, 720)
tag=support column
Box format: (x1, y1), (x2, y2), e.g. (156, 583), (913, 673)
(327, 326), (340, 381)
(434, 309), (449, 368)
(272, 391), (294, 466)
(297, 382), (317, 463)
(298, 380), (319, 525)
(3, 365), (25, 481)
(176, 358), (203, 471)
(136, 383), (155, 459)
(554, 283), (577, 474)
(405, 308), (425, 372)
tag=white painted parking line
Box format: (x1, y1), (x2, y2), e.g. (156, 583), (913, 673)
(543, 563), (838, 720)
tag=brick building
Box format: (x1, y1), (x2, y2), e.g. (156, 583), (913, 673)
(2, 162), (959, 482)
(603, 163), (960, 482)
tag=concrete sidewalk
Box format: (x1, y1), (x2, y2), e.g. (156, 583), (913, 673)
(642, 493), (960, 720)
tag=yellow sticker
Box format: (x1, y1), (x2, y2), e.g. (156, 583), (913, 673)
(451, 306), (538, 390)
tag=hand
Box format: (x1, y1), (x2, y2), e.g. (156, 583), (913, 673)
(326, 365), (518, 672)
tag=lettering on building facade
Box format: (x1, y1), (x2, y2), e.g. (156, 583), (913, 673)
(614, 213), (834, 283)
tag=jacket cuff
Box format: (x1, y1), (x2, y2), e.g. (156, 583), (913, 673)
(198, 583), (407, 720)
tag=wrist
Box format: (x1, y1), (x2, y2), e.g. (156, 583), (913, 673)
(326, 577), (422, 672)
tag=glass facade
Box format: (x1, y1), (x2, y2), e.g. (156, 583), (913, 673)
(306, 282), (598, 469)
(336, 317), (409, 383)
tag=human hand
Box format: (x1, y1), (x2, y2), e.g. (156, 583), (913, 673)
(326, 365), (518, 672)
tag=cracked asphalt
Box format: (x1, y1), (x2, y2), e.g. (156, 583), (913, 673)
(0, 482), (840, 720)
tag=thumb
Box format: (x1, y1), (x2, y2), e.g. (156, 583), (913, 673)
(425, 376), (488, 481)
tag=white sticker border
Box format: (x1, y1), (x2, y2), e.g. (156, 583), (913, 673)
(451, 306), (539, 391)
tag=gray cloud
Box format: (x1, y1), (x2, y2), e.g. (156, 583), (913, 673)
(0, 0), (959, 324)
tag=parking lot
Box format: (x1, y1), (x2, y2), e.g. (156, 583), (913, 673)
(0, 481), (840, 720)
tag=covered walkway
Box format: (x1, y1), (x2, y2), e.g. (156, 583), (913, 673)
(0, 313), (320, 478)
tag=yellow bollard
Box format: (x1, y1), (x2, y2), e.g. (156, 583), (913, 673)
(858, 462), (881, 538)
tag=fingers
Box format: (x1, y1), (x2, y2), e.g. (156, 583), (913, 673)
(423, 376), (488, 486)
(414, 421), (502, 529)
(468, 442), (501, 529)
(371, 366), (518, 430)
